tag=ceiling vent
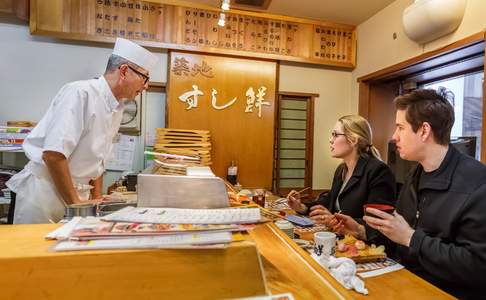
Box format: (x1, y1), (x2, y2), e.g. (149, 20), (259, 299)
(233, 0), (272, 10)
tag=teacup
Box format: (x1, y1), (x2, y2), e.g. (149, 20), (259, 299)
(313, 231), (336, 258)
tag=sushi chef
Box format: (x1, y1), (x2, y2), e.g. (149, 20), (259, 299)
(7, 38), (157, 224)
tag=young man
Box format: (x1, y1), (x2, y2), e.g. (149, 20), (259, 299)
(7, 38), (157, 224)
(364, 89), (486, 299)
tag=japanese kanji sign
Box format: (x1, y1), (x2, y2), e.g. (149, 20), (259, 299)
(168, 52), (277, 188)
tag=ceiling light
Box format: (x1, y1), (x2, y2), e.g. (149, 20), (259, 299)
(221, 0), (230, 11)
(217, 13), (225, 26)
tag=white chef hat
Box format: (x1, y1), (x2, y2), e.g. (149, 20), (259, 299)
(112, 38), (158, 72)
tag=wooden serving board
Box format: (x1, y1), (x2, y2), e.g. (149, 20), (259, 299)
(335, 252), (387, 263)
(156, 141), (212, 146)
(157, 128), (211, 135)
(157, 137), (210, 142)
(155, 143), (211, 148)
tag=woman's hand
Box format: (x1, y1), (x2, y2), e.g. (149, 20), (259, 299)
(309, 205), (335, 225)
(332, 213), (366, 240)
(286, 190), (307, 214)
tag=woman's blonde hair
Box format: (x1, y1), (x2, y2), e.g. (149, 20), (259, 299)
(338, 115), (381, 160)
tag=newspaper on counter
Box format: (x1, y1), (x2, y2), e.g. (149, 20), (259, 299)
(68, 217), (250, 240)
(53, 231), (233, 251)
(45, 211), (254, 251)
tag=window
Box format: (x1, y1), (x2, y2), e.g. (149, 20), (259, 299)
(274, 93), (316, 195)
(422, 71), (484, 160)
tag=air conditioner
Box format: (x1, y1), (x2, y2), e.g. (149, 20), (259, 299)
(402, 0), (467, 44)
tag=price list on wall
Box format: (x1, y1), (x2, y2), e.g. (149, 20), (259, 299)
(312, 26), (354, 62)
(92, 0), (166, 41)
(32, 0), (356, 68)
(182, 8), (302, 57)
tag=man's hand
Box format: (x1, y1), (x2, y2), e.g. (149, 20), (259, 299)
(89, 176), (103, 200)
(363, 208), (415, 246)
(74, 198), (105, 205)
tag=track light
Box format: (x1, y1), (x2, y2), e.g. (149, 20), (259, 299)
(221, 0), (230, 11)
(217, 13), (225, 26)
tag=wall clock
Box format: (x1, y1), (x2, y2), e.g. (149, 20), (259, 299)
(119, 93), (142, 135)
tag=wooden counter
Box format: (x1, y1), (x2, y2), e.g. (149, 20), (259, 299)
(249, 223), (455, 300)
(0, 224), (267, 300)
(0, 223), (454, 300)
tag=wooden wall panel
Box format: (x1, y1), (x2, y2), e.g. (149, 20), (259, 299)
(167, 51), (276, 188)
(0, 0), (29, 20)
(29, 0), (356, 68)
(367, 82), (399, 162)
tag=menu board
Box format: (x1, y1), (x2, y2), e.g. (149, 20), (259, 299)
(181, 8), (303, 57)
(30, 0), (356, 68)
(92, 0), (164, 41)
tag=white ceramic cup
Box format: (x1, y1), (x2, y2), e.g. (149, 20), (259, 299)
(314, 231), (336, 258)
(275, 220), (294, 239)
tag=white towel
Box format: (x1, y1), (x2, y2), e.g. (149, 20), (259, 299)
(312, 254), (368, 295)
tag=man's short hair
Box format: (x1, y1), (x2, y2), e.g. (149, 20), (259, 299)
(394, 89), (455, 145)
(105, 54), (132, 73)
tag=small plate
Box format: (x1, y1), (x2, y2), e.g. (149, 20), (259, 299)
(293, 239), (311, 249)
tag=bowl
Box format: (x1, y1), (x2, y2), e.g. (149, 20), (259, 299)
(64, 203), (97, 219)
(363, 204), (395, 216)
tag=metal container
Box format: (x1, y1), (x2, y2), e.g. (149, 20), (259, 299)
(137, 167), (229, 208)
(64, 203), (97, 219)
(98, 202), (136, 216)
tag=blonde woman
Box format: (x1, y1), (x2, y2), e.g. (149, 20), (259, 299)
(287, 115), (396, 243)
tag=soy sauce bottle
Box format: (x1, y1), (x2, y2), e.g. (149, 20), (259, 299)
(227, 161), (238, 185)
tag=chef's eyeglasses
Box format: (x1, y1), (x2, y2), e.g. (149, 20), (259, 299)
(126, 65), (149, 84)
(331, 131), (346, 139)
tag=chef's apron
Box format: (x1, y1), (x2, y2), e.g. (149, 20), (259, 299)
(7, 161), (92, 224)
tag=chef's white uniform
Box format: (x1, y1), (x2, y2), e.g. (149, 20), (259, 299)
(7, 76), (124, 224)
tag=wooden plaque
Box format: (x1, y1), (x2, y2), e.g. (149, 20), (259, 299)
(167, 51), (276, 188)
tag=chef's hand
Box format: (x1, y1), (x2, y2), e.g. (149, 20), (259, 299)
(286, 190), (307, 214)
(72, 197), (105, 206)
(332, 213), (366, 240)
(309, 205), (335, 225)
(363, 208), (414, 247)
(90, 193), (103, 200)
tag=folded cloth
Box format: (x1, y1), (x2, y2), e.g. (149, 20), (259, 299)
(312, 254), (368, 295)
